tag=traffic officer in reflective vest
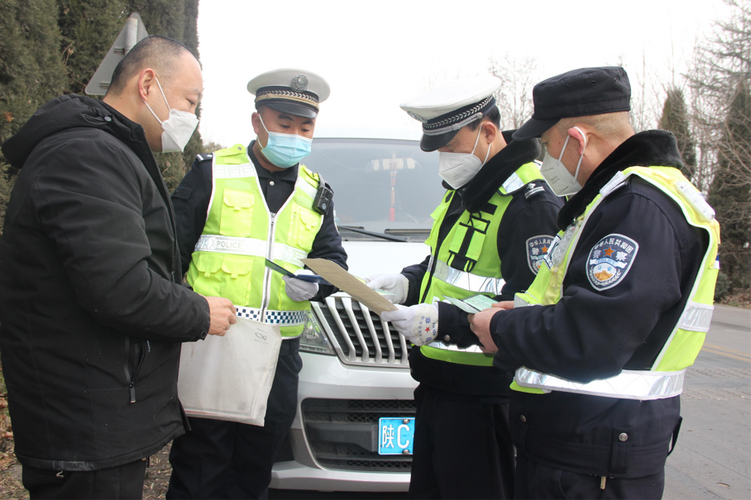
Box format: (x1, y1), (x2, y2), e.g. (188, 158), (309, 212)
(470, 67), (720, 499)
(167, 68), (347, 499)
(369, 77), (563, 499)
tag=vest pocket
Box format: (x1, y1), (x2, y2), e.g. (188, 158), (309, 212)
(220, 189), (255, 237)
(219, 255), (253, 307)
(288, 204), (321, 250)
(191, 252), (252, 307)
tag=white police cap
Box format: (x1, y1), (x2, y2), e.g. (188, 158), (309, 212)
(247, 68), (331, 119)
(400, 76), (501, 151)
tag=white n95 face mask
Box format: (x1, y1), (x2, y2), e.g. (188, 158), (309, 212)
(143, 76), (199, 153)
(438, 125), (492, 189)
(540, 126), (587, 197)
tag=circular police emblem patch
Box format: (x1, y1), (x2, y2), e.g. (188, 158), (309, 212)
(586, 233), (639, 291)
(526, 235), (554, 275)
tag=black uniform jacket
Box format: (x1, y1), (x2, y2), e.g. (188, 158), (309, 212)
(401, 132), (563, 398)
(490, 130), (708, 478)
(0, 95), (210, 470)
(171, 140), (347, 300)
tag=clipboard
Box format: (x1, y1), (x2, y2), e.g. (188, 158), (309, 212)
(264, 259), (331, 285)
(302, 258), (398, 315)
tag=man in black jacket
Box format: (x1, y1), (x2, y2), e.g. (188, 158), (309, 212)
(0, 36), (236, 499)
(470, 67), (719, 499)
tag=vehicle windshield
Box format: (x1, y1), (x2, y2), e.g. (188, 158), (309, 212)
(303, 138), (445, 241)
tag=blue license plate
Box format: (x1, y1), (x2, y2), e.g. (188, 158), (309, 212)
(378, 417), (415, 455)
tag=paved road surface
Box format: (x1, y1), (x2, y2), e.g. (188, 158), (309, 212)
(270, 305), (750, 499)
(664, 304), (751, 500)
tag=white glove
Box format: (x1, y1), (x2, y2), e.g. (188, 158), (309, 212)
(381, 303), (438, 346)
(366, 273), (409, 304)
(283, 270), (319, 302)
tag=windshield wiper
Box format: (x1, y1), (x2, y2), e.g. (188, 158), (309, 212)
(338, 225), (408, 242)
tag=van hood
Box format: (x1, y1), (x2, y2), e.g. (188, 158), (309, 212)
(342, 241), (429, 278)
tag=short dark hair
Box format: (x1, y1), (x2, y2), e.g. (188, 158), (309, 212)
(106, 35), (197, 96)
(468, 105), (501, 130)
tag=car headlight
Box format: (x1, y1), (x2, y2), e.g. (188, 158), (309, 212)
(299, 309), (335, 355)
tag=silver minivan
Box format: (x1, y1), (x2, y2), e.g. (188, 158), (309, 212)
(270, 132), (446, 492)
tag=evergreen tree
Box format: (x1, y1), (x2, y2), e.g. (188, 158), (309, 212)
(708, 78), (751, 289)
(58, 0), (127, 95)
(126, 0), (202, 190)
(658, 87), (697, 180)
(0, 0), (68, 236)
(687, 0), (751, 292)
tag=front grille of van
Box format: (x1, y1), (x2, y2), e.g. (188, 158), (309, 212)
(301, 398), (415, 471)
(311, 294), (412, 367)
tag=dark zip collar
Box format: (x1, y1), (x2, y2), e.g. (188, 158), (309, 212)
(556, 130), (684, 230)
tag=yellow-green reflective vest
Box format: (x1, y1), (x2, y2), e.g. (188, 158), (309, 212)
(512, 166), (720, 399)
(186, 144), (324, 337)
(419, 162), (545, 366)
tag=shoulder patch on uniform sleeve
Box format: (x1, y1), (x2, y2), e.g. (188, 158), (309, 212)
(586, 234), (639, 291)
(526, 235), (554, 274)
(523, 182), (546, 199)
(195, 153), (213, 162)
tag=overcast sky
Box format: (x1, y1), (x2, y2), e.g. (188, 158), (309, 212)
(195, 0), (730, 146)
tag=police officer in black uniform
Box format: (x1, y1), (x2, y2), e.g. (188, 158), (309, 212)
(167, 69), (347, 499)
(369, 77), (563, 499)
(470, 67), (720, 499)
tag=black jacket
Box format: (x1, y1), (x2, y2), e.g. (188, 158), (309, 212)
(171, 141), (348, 300)
(402, 132), (563, 397)
(490, 131), (707, 477)
(0, 95), (210, 471)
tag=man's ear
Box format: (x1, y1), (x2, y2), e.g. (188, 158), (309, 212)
(137, 68), (157, 101)
(568, 126), (589, 155)
(251, 112), (262, 135)
(482, 121), (497, 144)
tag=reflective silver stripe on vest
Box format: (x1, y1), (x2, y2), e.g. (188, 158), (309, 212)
(195, 235), (266, 257)
(213, 163), (257, 179)
(271, 244), (308, 268)
(236, 306), (306, 328)
(515, 367), (685, 400)
(194, 235), (307, 267)
(502, 172), (524, 193)
(295, 174), (317, 200)
(433, 260), (504, 295)
(677, 302), (714, 333)
(426, 341), (485, 354)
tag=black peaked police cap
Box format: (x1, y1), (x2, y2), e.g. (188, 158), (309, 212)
(513, 67), (631, 141)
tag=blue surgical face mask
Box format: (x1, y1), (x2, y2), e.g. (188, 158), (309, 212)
(258, 115), (313, 168)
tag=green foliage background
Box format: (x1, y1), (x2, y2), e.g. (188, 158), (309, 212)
(0, 0), (202, 237)
(658, 87), (697, 181)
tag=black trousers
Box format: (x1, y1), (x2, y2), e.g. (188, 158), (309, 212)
(167, 339), (302, 500)
(408, 384), (515, 499)
(21, 459), (148, 500)
(514, 453), (665, 499)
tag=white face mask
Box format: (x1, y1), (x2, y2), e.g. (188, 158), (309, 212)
(540, 126), (587, 197)
(143, 76), (199, 153)
(438, 125), (492, 189)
